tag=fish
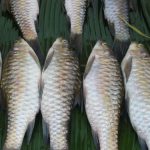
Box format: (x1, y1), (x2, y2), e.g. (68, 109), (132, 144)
(103, 0), (130, 62)
(1, 39), (41, 150)
(83, 41), (123, 150)
(1, 0), (44, 65)
(65, 0), (87, 57)
(41, 38), (80, 150)
(121, 42), (150, 150)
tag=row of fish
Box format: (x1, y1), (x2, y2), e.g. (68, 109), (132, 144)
(1, 38), (150, 150)
(1, 0), (130, 63)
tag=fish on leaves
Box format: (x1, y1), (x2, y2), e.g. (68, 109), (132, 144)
(1, 39), (41, 150)
(103, 0), (130, 62)
(1, 0), (44, 65)
(41, 38), (81, 150)
(83, 41), (123, 150)
(65, 0), (87, 57)
(121, 42), (150, 150)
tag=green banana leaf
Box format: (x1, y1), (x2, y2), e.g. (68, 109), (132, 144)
(0, 0), (150, 149)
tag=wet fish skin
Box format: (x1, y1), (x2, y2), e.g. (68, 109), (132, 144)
(121, 43), (150, 149)
(83, 41), (123, 150)
(5, 0), (44, 65)
(41, 38), (80, 150)
(10, 0), (39, 41)
(1, 39), (41, 150)
(65, 0), (87, 56)
(103, 0), (130, 61)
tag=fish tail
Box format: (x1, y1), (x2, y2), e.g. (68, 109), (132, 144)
(113, 39), (131, 63)
(70, 33), (82, 61)
(27, 38), (44, 66)
(138, 136), (148, 150)
(49, 121), (69, 150)
(3, 145), (20, 150)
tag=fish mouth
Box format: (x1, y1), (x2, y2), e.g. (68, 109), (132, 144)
(55, 37), (69, 48)
(127, 42), (149, 57)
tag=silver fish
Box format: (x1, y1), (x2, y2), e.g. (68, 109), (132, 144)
(65, 0), (87, 55)
(2, 0), (43, 64)
(41, 38), (80, 150)
(1, 39), (41, 150)
(83, 41), (123, 150)
(103, 0), (130, 61)
(121, 42), (150, 150)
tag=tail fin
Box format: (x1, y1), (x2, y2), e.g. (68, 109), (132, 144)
(27, 38), (44, 66)
(70, 33), (82, 61)
(3, 146), (20, 150)
(138, 136), (148, 150)
(113, 39), (130, 63)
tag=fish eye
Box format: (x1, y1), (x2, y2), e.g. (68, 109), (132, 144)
(102, 43), (107, 46)
(137, 44), (143, 48)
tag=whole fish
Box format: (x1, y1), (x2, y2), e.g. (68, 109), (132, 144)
(83, 41), (123, 150)
(41, 38), (80, 150)
(65, 0), (87, 56)
(2, 0), (44, 65)
(1, 39), (41, 150)
(103, 0), (130, 62)
(121, 43), (150, 150)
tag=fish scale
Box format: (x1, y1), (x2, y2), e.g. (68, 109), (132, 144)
(41, 38), (80, 150)
(83, 41), (123, 150)
(65, 0), (87, 34)
(121, 43), (150, 150)
(10, 0), (39, 40)
(104, 0), (129, 41)
(1, 39), (41, 150)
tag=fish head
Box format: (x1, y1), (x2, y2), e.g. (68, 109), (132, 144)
(14, 38), (30, 51)
(92, 40), (113, 58)
(126, 42), (149, 58)
(52, 38), (69, 51)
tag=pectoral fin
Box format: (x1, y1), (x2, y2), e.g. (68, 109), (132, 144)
(121, 56), (132, 83)
(83, 55), (95, 78)
(42, 119), (49, 144)
(26, 119), (36, 144)
(43, 48), (54, 71)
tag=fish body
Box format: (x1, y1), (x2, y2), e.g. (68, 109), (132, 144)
(83, 41), (123, 150)
(103, 0), (130, 61)
(4, 0), (44, 65)
(1, 39), (41, 150)
(41, 38), (80, 150)
(121, 43), (150, 149)
(65, 0), (87, 55)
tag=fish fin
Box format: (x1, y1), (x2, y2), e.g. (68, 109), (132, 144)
(28, 46), (41, 68)
(42, 119), (49, 144)
(138, 136), (148, 150)
(74, 85), (84, 112)
(121, 56), (132, 83)
(0, 88), (7, 111)
(70, 33), (82, 60)
(27, 38), (44, 66)
(43, 47), (54, 71)
(83, 55), (95, 79)
(92, 130), (100, 150)
(107, 22), (115, 37)
(1, 0), (11, 12)
(113, 39), (131, 63)
(3, 146), (20, 150)
(26, 119), (36, 144)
